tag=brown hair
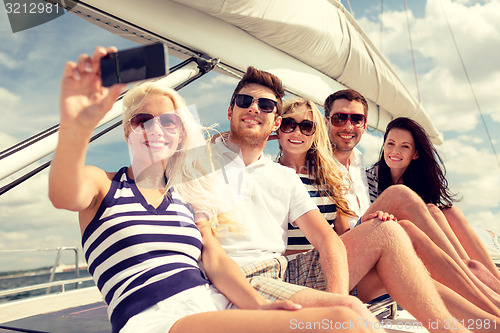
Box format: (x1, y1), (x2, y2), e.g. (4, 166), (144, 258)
(230, 66), (285, 115)
(324, 89), (368, 118)
(377, 117), (457, 207)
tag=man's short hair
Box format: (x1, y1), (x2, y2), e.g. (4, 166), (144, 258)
(324, 89), (368, 118)
(230, 66), (285, 115)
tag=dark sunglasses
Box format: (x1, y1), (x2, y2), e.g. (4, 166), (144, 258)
(279, 118), (316, 136)
(129, 113), (182, 134)
(233, 94), (278, 113)
(330, 113), (366, 128)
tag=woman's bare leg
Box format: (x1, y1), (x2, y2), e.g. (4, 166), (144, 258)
(399, 220), (500, 316)
(355, 273), (499, 333)
(443, 205), (500, 281)
(368, 186), (465, 264)
(368, 186), (500, 306)
(429, 205), (500, 292)
(427, 204), (470, 260)
(170, 307), (378, 333)
(434, 281), (500, 333)
(466, 260), (500, 294)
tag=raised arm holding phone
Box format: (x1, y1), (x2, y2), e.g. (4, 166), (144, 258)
(48, 46), (378, 333)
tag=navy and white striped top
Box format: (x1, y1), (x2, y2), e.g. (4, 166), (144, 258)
(82, 167), (208, 333)
(287, 174), (337, 252)
(365, 165), (380, 203)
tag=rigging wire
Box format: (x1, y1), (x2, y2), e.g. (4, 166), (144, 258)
(380, 0), (384, 52)
(437, 0), (500, 168)
(373, 0), (383, 134)
(403, 0), (421, 103)
(344, 0), (354, 16)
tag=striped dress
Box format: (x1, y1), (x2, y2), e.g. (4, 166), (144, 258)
(286, 174), (337, 252)
(82, 167), (209, 333)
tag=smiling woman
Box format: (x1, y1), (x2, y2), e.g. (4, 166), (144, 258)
(367, 117), (500, 284)
(47, 46), (236, 332)
(381, 128), (419, 185)
(276, 98), (354, 238)
(122, 86), (184, 187)
(44, 46), (378, 333)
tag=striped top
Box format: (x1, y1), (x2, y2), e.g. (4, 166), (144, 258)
(365, 165), (380, 203)
(82, 167), (208, 333)
(286, 174), (337, 252)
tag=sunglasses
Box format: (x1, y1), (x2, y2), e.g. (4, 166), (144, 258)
(330, 113), (366, 128)
(279, 118), (316, 136)
(232, 94), (278, 113)
(129, 113), (182, 134)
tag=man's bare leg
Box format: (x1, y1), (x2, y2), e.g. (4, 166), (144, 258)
(289, 292), (381, 328)
(339, 219), (469, 332)
(171, 306), (378, 333)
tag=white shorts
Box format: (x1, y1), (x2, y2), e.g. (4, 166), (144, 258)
(120, 284), (235, 333)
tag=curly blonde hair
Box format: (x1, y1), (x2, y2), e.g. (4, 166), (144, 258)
(277, 98), (355, 217)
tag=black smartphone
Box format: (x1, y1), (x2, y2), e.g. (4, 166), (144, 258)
(100, 43), (166, 87)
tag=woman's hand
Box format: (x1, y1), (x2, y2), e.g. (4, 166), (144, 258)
(59, 46), (125, 131)
(361, 211), (397, 223)
(258, 299), (302, 311)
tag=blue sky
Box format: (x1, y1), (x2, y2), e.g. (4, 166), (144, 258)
(0, 0), (499, 271)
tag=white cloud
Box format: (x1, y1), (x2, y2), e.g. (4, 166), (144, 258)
(355, 0), (500, 237)
(199, 75), (238, 90)
(468, 211), (500, 237)
(0, 87), (20, 113)
(0, 232), (29, 243)
(358, 131), (383, 166)
(433, 136), (500, 234)
(0, 132), (18, 151)
(0, 52), (20, 70)
(1, 0), (499, 272)
(437, 135), (497, 176)
(358, 0), (500, 135)
(0, 170), (81, 270)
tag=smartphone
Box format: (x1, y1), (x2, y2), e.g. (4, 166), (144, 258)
(100, 43), (166, 87)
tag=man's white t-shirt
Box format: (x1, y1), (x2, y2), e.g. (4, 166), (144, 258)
(211, 138), (318, 266)
(336, 148), (371, 228)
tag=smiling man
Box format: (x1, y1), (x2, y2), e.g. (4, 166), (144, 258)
(226, 83), (282, 162)
(324, 90), (371, 228)
(208, 67), (486, 333)
(214, 67), (349, 296)
(324, 89), (500, 318)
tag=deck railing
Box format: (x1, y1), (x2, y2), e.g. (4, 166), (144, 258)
(0, 276), (94, 298)
(0, 247), (91, 298)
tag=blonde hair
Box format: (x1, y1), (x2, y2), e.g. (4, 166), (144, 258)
(122, 82), (235, 233)
(278, 98), (355, 217)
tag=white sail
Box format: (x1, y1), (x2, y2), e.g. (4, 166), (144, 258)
(67, 0), (442, 143)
